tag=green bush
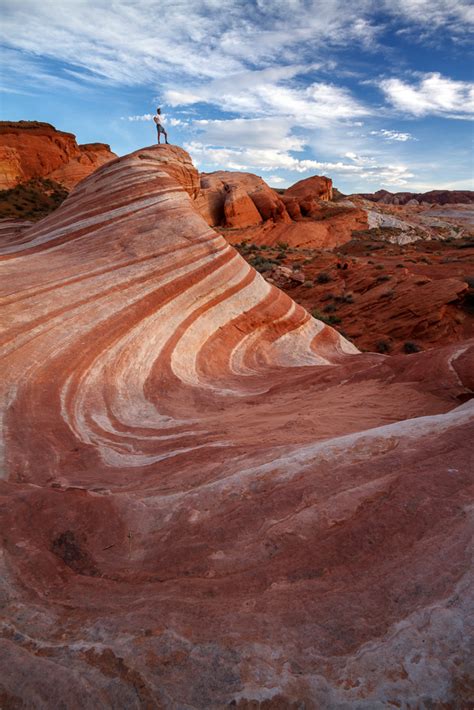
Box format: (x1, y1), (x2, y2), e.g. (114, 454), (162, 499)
(403, 341), (422, 354)
(316, 272), (332, 284)
(376, 340), (391, 354)
(311, 309), (342, 325)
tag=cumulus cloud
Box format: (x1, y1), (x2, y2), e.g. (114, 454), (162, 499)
(370, 129), (417, 141)
(268, 175), (286, 184)
(125, 114), (154, 121)
(379, 73), (474, 119)
(192, 118), (305, 151)
(166, 75), (370, 128)
(185, 141), (414, 185)
(123, 113), (187, 126)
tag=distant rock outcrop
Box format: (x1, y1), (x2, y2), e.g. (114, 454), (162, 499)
(195, 170), (289, 227)
(283, 174), (333, 211)
(0, 121), (117, 190)
(196, 170), (366, 248)
(358, 188), (474, 205)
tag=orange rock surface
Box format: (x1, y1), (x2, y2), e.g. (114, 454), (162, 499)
(1, 145), (473, 708)
(284, 174), (333, 206)
(196, 170), (367, 249)
(0, 121), (117, 190)
(224, 184), (263, 228)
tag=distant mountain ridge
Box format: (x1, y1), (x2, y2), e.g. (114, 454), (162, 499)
(356, 188), (474, 205)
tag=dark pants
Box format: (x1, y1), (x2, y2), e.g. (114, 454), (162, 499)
(156, 125), (168, 144)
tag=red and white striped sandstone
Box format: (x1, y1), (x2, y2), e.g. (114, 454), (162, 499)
(0, 146), (473, 708)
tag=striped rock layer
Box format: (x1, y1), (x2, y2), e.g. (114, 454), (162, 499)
(0, 145), (473, 708)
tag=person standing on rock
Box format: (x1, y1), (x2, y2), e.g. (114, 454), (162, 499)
(154, 108), (169, 145)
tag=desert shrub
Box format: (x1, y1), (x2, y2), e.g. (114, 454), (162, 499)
(376, 274), (391, 283)
(311, 309), (342, 325)
(0, 177), (69, 220)
(335, 293), (354, 303)
(376, 340), (391, 353)
(396, 263), (404, 268)
(303, 280), (313, 288)
(256, 261), (277, 272)
(323, 304), (338, 313)
(404, 341), (422, 354)
(316, 271), (332, 284)
(320, 292), (335, 302)
(250, 255), (278, 271)
(375, 264), (385, 270)
(277, 241), (289, 250)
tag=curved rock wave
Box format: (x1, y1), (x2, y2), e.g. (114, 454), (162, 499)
(1, 146), (473, 708)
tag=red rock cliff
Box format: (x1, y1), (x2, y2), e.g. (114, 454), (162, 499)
(0, 120), (117, 190)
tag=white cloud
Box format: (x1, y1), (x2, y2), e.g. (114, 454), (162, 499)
(379, 73), (474, 119)
(192, 118), (305, 151)
(125, 113), (154, 121)
(268, 175), (286, 184)
(166, 74), (370, 129)
(123, 113), (188, 126)
(184, 141), (414, 185)
(370, 129), (417, 141)
(388, 0), (474, 33)
(0, 1), (472, 94)
(1, 0), (472, 192)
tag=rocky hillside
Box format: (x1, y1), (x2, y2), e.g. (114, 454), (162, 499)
(357, 187), (474, 205)
(1, 145), (473, 707)
(0, 121), (116, 207)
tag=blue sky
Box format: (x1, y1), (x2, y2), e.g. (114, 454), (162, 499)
(0, 0), (473, 193)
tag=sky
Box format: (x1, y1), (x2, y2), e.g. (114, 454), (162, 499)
(0, 0), (473, 193)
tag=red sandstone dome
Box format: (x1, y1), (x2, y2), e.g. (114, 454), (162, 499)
(0, 145), (473, 707)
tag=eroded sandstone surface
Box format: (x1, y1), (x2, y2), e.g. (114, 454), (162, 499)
(195, 170), (367, 249)
(1, 145), (473, 708)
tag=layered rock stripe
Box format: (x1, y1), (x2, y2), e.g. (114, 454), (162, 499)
(1, 146), (473, 708)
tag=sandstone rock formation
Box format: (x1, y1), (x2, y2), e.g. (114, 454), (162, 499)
(358, 187), (474, 205)
(0, 121), (116, 190)
(196, 170), (366, 249)
(223, 184), (263, 228)
(283, 174), (333, 211)
(195, 170), (289, 227)
(1, 145), (473, 708)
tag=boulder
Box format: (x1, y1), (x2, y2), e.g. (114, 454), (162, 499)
(223, 184), (262, 228)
